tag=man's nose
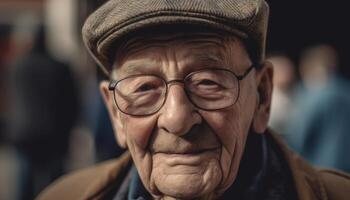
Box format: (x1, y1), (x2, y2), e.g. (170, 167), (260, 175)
(157, 84), (202, 136)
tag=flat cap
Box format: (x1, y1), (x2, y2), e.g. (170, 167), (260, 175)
(82, 0), (269, 75)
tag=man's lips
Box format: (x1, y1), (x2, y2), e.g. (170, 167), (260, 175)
(152, 148), (220, 167)
(151, 147), (219, 155)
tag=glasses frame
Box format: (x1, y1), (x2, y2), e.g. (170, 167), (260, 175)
(108, 65), (255, 116)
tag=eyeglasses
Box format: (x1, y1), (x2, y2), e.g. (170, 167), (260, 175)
(108, 65), (254, 116)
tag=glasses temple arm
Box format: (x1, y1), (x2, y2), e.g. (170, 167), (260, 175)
(236, 64), (255, 80)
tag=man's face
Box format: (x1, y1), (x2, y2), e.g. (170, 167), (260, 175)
(101, 32), (271, 199)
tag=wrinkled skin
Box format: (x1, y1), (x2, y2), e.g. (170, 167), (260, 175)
(100, 32), (273, 200)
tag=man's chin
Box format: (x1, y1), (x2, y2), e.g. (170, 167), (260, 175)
(150, 153), (222, 199)
(154, 173), (219, 199)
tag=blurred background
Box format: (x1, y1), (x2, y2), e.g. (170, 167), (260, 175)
(0, 0), (349, 199)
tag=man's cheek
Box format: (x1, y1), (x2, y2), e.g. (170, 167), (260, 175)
(124, 116), (158, 148)
(199, 110), (241, 150)
(199, 110), (245, 190)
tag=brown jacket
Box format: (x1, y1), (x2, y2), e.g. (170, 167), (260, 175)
(37, 131), (350, 200)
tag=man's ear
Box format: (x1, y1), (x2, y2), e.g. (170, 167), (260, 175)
(100, 81), (127, 148)
(252, 61), (273, 134)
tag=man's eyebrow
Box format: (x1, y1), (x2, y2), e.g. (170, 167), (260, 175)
(191, 53), (224, 63)
(182, 51), (226, 68)
(117, 59), (159, 76)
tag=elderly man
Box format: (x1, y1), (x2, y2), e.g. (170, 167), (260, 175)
(38, 0), (350, 199)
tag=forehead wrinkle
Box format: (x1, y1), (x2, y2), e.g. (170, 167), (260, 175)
(183, 51), (224, 66)
(114, 33), (242, 78)
(116, 57), (162, 79)
(183, 37), (240, 63)
(115, 37), (167, 71)
(120, 43), (165, 62)
(182, 45), (233, 71)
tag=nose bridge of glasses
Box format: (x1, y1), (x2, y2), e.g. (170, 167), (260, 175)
(164, 79), (192, 106)
(166, 79), (185, 88)
(166, 79), (189, 98)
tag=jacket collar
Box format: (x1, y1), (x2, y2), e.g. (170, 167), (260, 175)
(268, 129), (328, 200)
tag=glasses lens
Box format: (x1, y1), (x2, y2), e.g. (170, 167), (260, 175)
(185, 69), (239, 110)
(114, 75), (166, 115)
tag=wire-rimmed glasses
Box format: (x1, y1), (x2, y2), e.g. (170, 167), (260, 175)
(108, 65), (254, 116)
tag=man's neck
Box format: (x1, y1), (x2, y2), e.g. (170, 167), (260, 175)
(221, 132), (267, 199)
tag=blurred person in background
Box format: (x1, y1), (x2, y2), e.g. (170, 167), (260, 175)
(0, 24), (21, 200)
(268, 54), (297, 134)
(0, 24), (13, 143)
(8, 23), (79, 199)
(286, 44), (350, 172)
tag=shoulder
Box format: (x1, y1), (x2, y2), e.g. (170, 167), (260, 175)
(318, 169), (350, 200)
(266, 130), (350, 200)
(36, 152), (131, 200)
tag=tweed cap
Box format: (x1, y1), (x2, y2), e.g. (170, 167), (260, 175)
(82, 0), (269, 75)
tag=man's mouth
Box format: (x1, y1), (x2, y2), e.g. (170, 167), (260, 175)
(152, 147), (219, 155)
(152, 147), (220, 167)
(149, 123), (221, 163)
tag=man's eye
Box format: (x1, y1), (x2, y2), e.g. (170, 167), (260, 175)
(198, 79), (219, 86)
(134, 84), (158, 92)
(194, 79), (222, 89)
